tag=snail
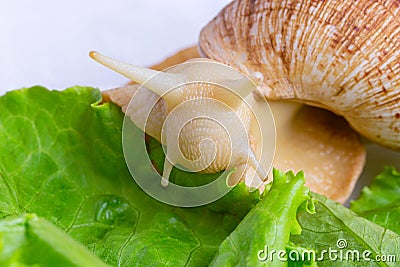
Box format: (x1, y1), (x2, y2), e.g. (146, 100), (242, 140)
(93, 48), (365, 203)
(90, 51), (273, 188)
(199, 0), (400, 149)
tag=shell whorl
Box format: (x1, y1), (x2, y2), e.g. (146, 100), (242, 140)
(199, 0), (400, 149)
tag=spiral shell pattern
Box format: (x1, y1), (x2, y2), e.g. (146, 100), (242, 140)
(199, 0), (400, 149)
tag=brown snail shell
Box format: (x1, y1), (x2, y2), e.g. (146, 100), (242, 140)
(199, 0), (400, 149)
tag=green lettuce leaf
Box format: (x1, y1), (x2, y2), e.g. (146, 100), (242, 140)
(291, 193), (400, 266)
(350, 167), (400, 234)
(0, 213), (109, 266)
(210, 169), (400, 267)
(0, 86), (259, 266)
(211, 169), (311, 267)
(1, 86), (399, 267)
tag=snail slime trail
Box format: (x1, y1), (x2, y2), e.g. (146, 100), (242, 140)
(90, 51), (276, 200)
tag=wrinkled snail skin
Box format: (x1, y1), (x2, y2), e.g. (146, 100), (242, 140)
(90, 52), (268, 186)
(199, 0), (400, 149)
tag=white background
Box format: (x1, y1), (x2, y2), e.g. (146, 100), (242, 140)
(0, 0), (231, 93)
(0, 0), (399, 201)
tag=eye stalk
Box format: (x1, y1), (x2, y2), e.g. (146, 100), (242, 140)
(89, 51), (263, 109)
(221, 72), (263, 97)
(89, 51), (183, 106)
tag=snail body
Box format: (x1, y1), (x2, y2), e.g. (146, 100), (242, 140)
(199, 0), (400, 149)
(90, 52), (269, 186)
